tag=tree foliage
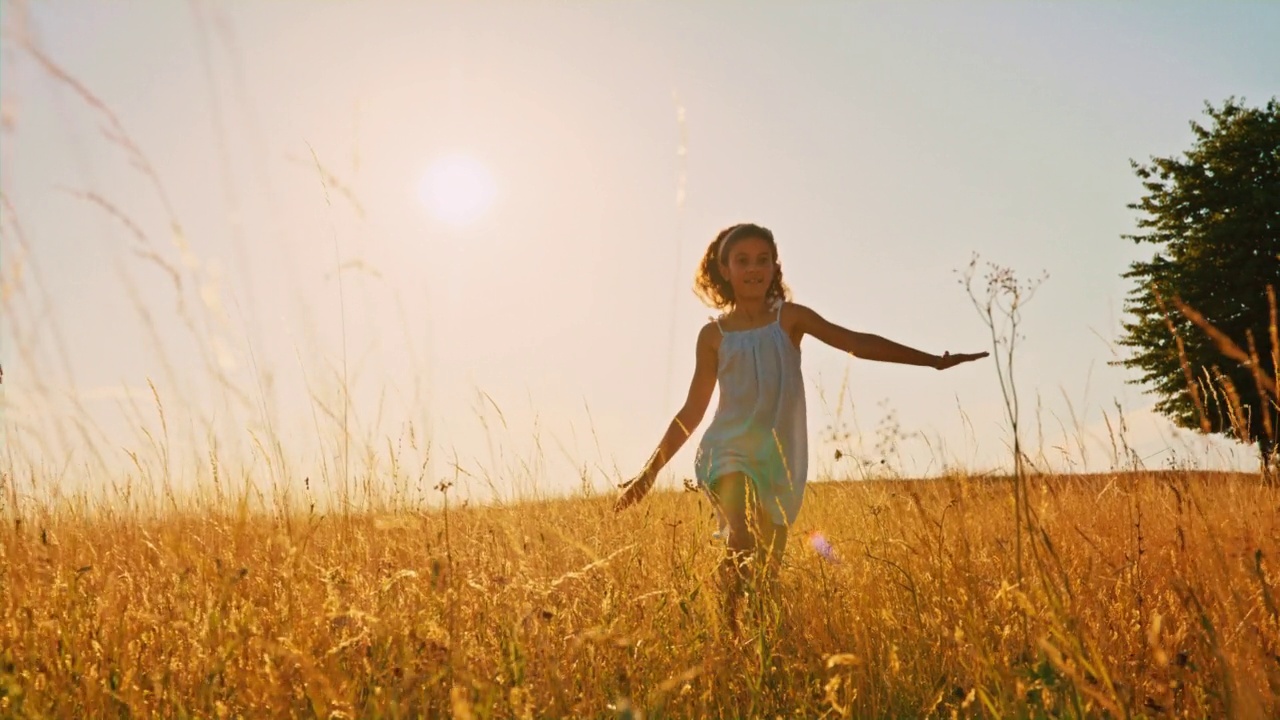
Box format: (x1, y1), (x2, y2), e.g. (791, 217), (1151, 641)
(1117, 97), (1280, 462)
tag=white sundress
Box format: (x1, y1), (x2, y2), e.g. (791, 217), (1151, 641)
(694, 300), (808, 528)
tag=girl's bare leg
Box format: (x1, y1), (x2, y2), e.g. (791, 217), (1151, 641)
(756, 515), (788, 592)
(751, 514), (789, 624)
(710, 473), (753, 632)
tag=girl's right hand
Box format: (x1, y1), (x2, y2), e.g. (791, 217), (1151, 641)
(614, 471), (656, 512)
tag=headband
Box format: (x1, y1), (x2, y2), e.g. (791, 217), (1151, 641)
(717, 224), (774, 262)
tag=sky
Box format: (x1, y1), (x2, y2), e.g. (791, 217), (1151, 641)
(2, 2), (1278, 505)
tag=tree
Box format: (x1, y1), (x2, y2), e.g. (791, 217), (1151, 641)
(1117, 97), (1280, 473)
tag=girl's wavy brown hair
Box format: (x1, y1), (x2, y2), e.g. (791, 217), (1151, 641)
(693, 223), (790, 310)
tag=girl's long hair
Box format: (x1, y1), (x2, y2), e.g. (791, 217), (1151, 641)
(693, 223), (790, 310)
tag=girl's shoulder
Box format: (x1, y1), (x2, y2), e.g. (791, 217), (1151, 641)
(777, 301), (807, 350)
(699, 318), (724, 353)
(774, 299), (795, 325)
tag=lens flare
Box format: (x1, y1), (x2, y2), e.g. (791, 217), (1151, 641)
(806, 530), (840, 563)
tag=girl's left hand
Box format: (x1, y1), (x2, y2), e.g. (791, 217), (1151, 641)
(935, 351), (989, 370)
(614, 471), (656, 512)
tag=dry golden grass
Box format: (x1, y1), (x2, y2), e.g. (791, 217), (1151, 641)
(2, 470), (1277, 719)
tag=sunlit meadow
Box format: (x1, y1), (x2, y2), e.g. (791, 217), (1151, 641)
(4, 469), (1279, 718)
(4, 5), (1280, 719)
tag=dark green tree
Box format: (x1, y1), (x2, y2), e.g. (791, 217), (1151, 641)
(1118, 97), (1280, 473)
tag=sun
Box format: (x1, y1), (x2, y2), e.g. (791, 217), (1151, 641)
(416, 153), (497, 228)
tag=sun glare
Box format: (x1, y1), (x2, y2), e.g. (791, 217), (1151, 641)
(417, 153), (497, 228)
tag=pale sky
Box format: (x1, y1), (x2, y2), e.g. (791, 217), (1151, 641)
(2, 2), (1278, 504)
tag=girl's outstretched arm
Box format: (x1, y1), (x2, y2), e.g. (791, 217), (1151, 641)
(792, 303), (988, 369)
(614, 322), (719, 511)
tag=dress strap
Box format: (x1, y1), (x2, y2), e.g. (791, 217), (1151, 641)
(776, 300), (784, 321)
(714, 316), (725, 335)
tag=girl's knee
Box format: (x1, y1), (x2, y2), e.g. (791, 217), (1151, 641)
(725, 521), (756, 554)
(711, 472), (748, 509)
(757, 518), (789, 560)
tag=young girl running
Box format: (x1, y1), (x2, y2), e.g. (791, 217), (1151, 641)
(614, 222), (987, 617)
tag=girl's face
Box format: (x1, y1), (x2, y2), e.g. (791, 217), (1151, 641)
(719, 236), (777, 304)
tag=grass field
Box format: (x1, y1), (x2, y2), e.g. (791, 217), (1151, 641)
(2, 470), (1277, 718)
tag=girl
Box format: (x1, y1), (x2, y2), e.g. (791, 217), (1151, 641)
(614, 223), (987, 618)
